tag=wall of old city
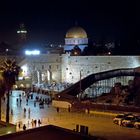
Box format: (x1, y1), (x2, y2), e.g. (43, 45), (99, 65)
(61, 54), (140, 83)
(2, 54), (140, 86)
(18, 54), (62, 84)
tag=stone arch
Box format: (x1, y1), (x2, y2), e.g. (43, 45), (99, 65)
(41, 69), (52, 84)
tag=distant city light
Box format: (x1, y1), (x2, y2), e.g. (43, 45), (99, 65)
(25, 50), (40, 55)
(59, 44), (62, 47)
(6, 49), (9, 52)
(108, 52), (111, 55)
(21, 65), (28, 75)
(17, 30), (27, 34)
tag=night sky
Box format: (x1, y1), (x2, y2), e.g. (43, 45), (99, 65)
(0, 0), (139, 48)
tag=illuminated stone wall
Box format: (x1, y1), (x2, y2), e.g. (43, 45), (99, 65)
(17, 54), (140, 85)
(61, 54), (140, 83)
(18, 54), (62, 84)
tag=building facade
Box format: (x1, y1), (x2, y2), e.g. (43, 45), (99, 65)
(1, 26), (140, 92)
(18, 53), (140, 87)
(64, 26), (88, 52)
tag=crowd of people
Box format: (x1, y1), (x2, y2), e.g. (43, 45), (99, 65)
(2, 90), (52, 131)
(18, 119), (42, 131)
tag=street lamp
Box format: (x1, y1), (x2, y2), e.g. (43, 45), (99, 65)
(79, 69), (83, 101)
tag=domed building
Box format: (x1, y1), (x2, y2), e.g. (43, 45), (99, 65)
(64, 26), (88, 53)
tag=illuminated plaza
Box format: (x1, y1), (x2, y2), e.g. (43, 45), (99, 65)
(0, 90), (140, 140)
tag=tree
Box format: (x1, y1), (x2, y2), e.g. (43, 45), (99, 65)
(0, 59), (20, 122)
(0, 73), (6, 120)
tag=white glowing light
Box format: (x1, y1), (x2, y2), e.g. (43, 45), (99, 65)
(25, 50), (40, 55)
(21, 65), (28, 74)
(7, 131), (12, 134)
(108, 52), (111, 55)
(132, 57), (140, 68)
(17, 30), (27, 34)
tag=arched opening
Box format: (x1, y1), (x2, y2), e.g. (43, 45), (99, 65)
(41, 70), (52, 84)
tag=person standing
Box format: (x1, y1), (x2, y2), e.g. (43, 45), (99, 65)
(56, 107), (59, 113)
(38, 119), (41, 126)
(16, 98), (18, 105)
(24, 108), (26, 114)
(20, 98), (22, 106)
(34, 119), (37, 127)
(31, 119), (34, 127)
(23, 124), (26, 130)
(26, 98), (28, 105)
(18, 122), (21, 129)
(11, 109), (13, 115)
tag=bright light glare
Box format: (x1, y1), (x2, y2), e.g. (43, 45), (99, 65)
(21, 65), (28, 74)
(7, 131), (12, 134)
(25, 50), (40, 55)
(17, 30), (27, 34)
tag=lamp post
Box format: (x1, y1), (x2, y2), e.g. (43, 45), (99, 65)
(79, 70), (83, 101)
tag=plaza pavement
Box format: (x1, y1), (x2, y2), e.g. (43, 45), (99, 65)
(1, 90), (140, 140)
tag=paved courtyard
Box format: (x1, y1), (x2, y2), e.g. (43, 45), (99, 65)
(1, 90), (140, 140)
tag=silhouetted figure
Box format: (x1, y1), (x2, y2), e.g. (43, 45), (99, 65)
(38, 119), (41, 126)
(26, 98), (28, 105)
(34, 119), (37, 127)
(16, 98), (18, 105)
(23, 124), (26, 130)
(56, 107), (59, 113)
(11, 109), (13, 115)
(31, 119), (34, 127)
(18, 123), (20, 129)
(20, 98), (22, 105)
(24, 108), (26, 113)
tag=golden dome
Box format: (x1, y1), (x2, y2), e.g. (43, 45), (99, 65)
(66, 26), (87, 38)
